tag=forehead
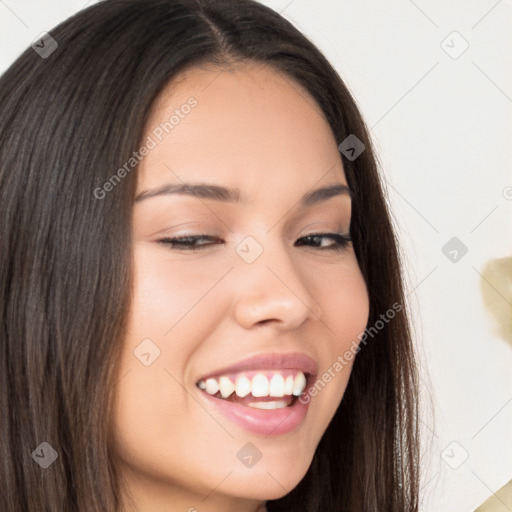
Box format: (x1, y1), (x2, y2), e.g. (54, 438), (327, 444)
(136, 62), (346, 197)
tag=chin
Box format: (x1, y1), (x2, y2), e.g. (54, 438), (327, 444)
(220, 457), (312, 501)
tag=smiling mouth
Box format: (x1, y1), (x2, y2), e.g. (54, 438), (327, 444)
(196, 369), (309, 410)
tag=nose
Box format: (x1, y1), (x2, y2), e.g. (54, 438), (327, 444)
(231, 236), (324, 331)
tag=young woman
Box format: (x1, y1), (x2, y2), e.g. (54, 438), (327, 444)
(0, 0), (421, 510)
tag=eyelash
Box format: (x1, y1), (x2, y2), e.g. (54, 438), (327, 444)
(157, 233), (352, 252)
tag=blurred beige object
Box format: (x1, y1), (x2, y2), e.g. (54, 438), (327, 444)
(474, 258), (512, 511)
(479, 257), (512, 345)
(474, 479), (512, 511)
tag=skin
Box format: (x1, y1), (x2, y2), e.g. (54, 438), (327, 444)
(110, 62), (370, 512)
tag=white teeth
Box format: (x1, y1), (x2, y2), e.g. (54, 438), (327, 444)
(235, 375), (251, 398)
(205, 378), (219, 395)
(197, 370), (308, 399)
(218, 376), (235, 398)
(284, 375), (294, 395)
(251, 373), (269, 397)
(292, 372), (307, 396)
(269, 374), (285, 397)
(246, 400), (288, 410)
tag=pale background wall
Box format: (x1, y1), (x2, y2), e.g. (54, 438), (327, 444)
(1, 1), (511, 511)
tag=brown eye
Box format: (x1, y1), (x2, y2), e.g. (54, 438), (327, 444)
(295, 233), (351, 251)
(158, 235), (222, 251)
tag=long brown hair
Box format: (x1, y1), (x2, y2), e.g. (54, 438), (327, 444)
(0, 0), (420, 510)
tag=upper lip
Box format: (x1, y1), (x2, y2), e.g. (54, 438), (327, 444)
(196, 352), (319, 382)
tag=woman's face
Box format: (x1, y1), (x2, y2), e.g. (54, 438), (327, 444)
(111, 63), (370, 512)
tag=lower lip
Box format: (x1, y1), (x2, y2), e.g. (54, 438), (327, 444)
(199, 390), (311, 436)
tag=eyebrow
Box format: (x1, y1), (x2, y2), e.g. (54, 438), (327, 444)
(134, 181), (351, 207)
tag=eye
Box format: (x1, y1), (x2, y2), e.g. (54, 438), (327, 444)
(295, 233), (351, 251)
(157, 235), (221, 251)
(157, 233), (351, 252)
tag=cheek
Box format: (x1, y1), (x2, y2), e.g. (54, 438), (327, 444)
(111, 248), (197, 438)
(127, 244), (229, 354)
(304, 255), (369, 419)
(310, 254), (370, 342)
